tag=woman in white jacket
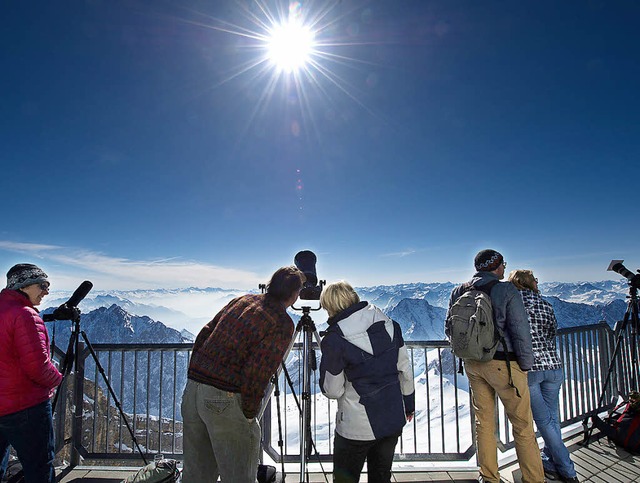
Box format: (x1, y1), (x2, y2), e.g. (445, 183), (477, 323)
(319, 281), (415, 483)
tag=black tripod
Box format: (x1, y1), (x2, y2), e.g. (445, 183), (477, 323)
(259, 305), (328, 483)
(583, 280), (639, 444)
(297, 305), (325, 483)
(52, 310), (149, 466)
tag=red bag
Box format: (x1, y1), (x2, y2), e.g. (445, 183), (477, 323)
(593, 391), (640, 454)
(612, 393), (640, 453)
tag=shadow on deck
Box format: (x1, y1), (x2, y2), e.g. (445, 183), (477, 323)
(52, 430), (639, 483)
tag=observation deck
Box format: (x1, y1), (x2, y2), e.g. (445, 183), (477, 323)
(5, 322), (637, 483)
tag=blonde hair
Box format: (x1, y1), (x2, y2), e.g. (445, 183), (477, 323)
(320, 281), (360, 318)
(508, 269), (538, 292)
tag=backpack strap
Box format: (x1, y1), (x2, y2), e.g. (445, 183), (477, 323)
(503, 351), (521, 398)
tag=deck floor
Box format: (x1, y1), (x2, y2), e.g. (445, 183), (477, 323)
(49, 431), (640, 482)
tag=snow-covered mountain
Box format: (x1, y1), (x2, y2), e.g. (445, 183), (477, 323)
(359, 281), (629, 340)
(42, 286), (247, 335)
(545, 297), (627, 329)
(45, 304), (192, 420)
(46, 279), (629, 430)
(42, 279), (631, 346)
(387, 299), (447, 340)
(384, 296), (626, 342)
(357, 282), (457, 313)
(44, 304), (194, 345)
(356, 280), (629, 313)
(540, 280), (629, 304)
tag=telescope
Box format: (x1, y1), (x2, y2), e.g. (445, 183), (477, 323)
(294, 250), (324, 300)
(585, 259), (640, 447)
(43, 280), (93, 322)
(608, 260), (640, 288)
(258, 251), (327, 481)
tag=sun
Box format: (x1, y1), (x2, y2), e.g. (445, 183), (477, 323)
(266, 21), (315, 73)
(189, 0), (370, 135)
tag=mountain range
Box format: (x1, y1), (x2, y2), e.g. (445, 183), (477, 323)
(41, 279), (631, 422)
(42, 279), (631, 346)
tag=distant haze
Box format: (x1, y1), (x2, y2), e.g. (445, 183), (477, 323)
(41, 279), (631, 336)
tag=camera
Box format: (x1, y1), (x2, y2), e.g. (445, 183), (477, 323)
(608, 260), (640, 288)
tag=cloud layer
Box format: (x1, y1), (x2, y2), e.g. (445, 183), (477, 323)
(0, 240), (261, 291)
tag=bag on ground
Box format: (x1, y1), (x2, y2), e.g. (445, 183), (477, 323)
(122, 458), (180, 483)
(592, 391), (640, 454)
(257, 464), (277, 483)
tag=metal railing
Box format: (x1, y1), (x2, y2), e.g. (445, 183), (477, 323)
(52, 321), (638, 469)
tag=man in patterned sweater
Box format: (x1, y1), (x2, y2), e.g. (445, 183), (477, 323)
(181, 266), (304, 483)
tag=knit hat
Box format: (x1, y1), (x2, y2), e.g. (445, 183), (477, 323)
(474, 249), (504, 272)
(6, 263), (49, 290)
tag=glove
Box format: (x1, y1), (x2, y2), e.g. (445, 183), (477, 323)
(52, 305), (81, 321)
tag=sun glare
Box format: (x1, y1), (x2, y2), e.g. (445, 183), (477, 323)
(192, 0), (370, 139)
(267, 22), (315, 73)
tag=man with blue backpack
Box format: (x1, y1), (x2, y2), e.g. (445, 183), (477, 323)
(446, 249), (544, 483)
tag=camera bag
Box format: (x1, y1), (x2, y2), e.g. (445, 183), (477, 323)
(122, 458), (180, 483)
(592, 391), (640, 454)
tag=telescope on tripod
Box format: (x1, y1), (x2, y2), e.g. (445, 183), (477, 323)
(583, 259), (640, 444)
(44, 281), (149, 470)
(258, 250), (328, 483)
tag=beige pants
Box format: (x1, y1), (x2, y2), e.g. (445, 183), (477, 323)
(465, 359), (544, 483)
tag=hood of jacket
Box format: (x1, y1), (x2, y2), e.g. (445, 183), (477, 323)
(327, 301), (395, 356)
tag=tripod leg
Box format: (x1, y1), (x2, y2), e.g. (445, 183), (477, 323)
(272, 374), (287, 481)
(300, 322), (313, 483)
(79, 331), (149, 465)
(52, 329), (79, 413)
(277, 312), (330, 482)
(629, 296), (639, 389)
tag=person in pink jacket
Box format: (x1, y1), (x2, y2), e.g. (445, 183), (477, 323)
(0, 263), (62, 483)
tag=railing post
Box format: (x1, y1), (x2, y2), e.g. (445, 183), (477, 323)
(70, 340), (86, 467)
(599, 324), (614, 404)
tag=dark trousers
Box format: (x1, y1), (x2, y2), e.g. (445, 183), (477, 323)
(332, 432), (399, 483)
(0, 400), (56, 483)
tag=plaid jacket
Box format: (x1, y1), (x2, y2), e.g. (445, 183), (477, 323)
(188, 293), (294, 418)
(519, 289), (562, 371)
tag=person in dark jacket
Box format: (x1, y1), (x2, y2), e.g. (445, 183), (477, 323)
(509, 269), (579, 483)
(319, 281), (415, 483)
(0, 263), (62, 483)
(447, 250), (544, 483)
(181, 266), (304, 483)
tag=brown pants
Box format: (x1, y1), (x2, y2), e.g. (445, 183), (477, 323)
(465, 359), (545, 483)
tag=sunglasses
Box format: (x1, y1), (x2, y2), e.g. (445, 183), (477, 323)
(39, 282), (50, 291)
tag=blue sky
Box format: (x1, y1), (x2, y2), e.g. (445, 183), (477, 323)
(2, 0), (639, 291)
